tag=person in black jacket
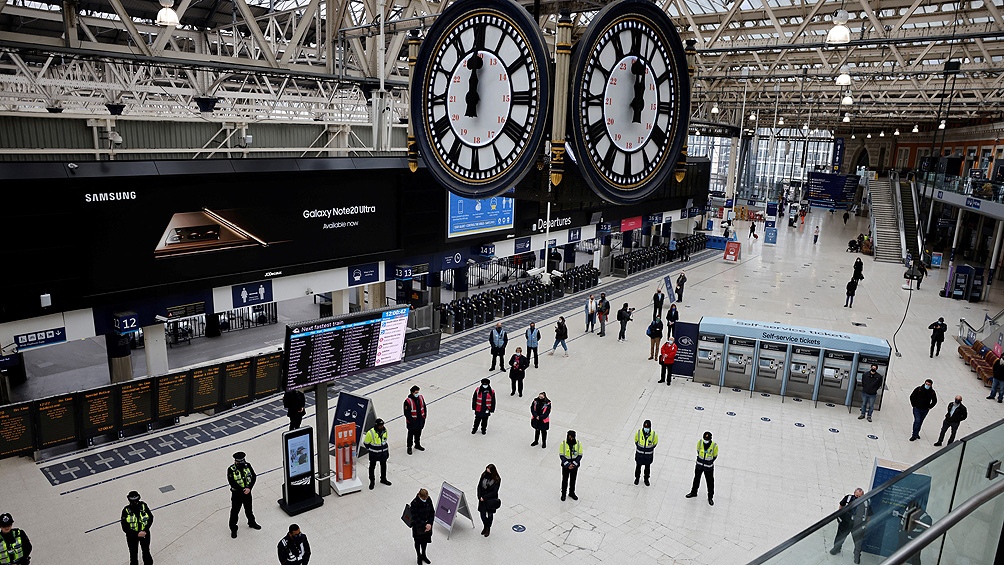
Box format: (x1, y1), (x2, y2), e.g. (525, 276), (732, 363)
(990, 357), (1004, 402)
(277, 524), (310, 565)
(909, 379), (938, 441)
(227, 452), (261, 538)
(508, 347), (529, 397)
(121, 491), (154, 565)
(828, 488), (871, 563)
(282, 388), (306, 431)
(530, 392), (551, 448)
(852, 258), (864, 281)
(666, 304), (680, 338)
(403, 386), (427, 455)
(616, 303), (634, 341)
(476, 464), (502, 537)
(0, 513), (31, 565)
(857, 365), (883, 422)
(928, 317), (947, 357)
(845, 278), (858, 308)
(549, 317), (569, 356)
(934, 396), (967, 446)
(652, 289), (665, 320)
(409, 489), (434, 565)
(472, 379), (496, 434)
(676, 272), (688, 302)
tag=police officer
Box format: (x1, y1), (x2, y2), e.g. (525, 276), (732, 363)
(120, 491), (154, 565)
(228, 451), (261, 538)
(404, 386), (427, 455)
(0, 513), (31, 565)
(685, 431), (718, 506)
(559, 430), (583, 501)
(363, 419), (391, 490)
(633, 420), (658, 486)
(277, 524), (311, 565)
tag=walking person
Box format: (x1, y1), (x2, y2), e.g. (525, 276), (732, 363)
(652, 289), (665, 320)
(488, 322), (508, 372)
(829, 488), (871, 564)
(0, 514), (31, 565)
(584, 295), (597, 333)
(548, 317), (569, 357)
(476, 464), (501, 537)
(676, 272), (688, 302)
(508, 346), (529, 397)
(597, 293), (610, 337)
(530, 392), (550, 448)
(658, 337), (677, 385)
(914, 259), (927, 289)
(813, 225), (820, 244)
(616, 303), (634, 342)
(277, 524), (311, 565)
(633, 420), (658, 486)
(282, 387), (306, 431)
(559, 430), (583, 501)
(685, 431), (718, 506)
(646, 316), (664, 361)
(525, 323), (541, 368)
(227, 452), (261, 538)
(666, 303), (679, 338)
(403, 386), (427, 455)
(928, 317), (947, 357)
(409, 489), (434, 565)
(843, 210), (850, 225)
(749, 222), (756, 239)
(909, 379), (938, 441)
(853, 257), (864, 282)
(845, 278), (857, 308)
(989, 356), (1004, 402)
(858, 364), (883, 422)
(934, 396), (968, 446)
(363, 419), (392, 489)
(121, 491), (154, 565)
(472, 379), (496, 434)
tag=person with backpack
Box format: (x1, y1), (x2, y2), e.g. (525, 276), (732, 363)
(646, 317), (664, 361)
(616, 304), (634, 342)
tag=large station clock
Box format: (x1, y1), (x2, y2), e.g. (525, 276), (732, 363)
(411, 0), (551, 198)
(568, 0), (690, 204)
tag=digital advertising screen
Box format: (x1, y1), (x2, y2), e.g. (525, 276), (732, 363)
(0, 403), (35, 457)
(81, 386), (117, 436)
(223, 359), (253, 405)
(283, 307), (409, 389)
(36, 393), (78, 448)
(120, 379), (155, 428)
(253, 352), (283, 398)
(284, 429), (313, 479)
(191, 364), (222, 411)
(447, 190), (515, 239)
(156, 371), (189, 420)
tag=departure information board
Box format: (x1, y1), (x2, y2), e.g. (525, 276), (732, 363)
(191, 364), (221, 411)
(120, 379), (154, 427)
(82, 387), (117, 436)
(36, 394), (78, 448)
(253, 352), (283, 398)
(223, 359), (253, 404)
(284, 307), (409, 389)
(156, 372), (189, 419)
(0, 403), (35, 457)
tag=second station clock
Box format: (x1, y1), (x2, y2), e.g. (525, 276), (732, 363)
(412, 0), (551, 199)
(569, 0), (690, 204)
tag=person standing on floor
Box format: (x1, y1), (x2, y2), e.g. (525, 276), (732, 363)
(584, 295), (597, 333)
(858, 364), (883, 422)
(276, 524), (310, 565)
(227, 452), (261, 538)
(909, 379), (938, 441)
(685, 431), (718, 506)
(813, 225), (820, 244)
(666, 303), (679, 338)
(597, 293), (610, 337)
(853, 257), (864, 282)
(559, 430), (583, 501)
(652, 288), (665, 320)
(658, 338), (677, 385)
(363, 419), (392, 489)
(530, 392), (550, 448)
(928, 317), (947, 357)
(616, 303), (634, 341)
(121, 491), (154, 565)
(508, 347), (529, 397)
(488, 322), (508, 372)
(669, 238), (678, 261)
(829, 488), (870, 564)
(914, 259), (927, 289)
(989, 356), (1004, 402)
(0, 513), (31, 565)
(646, 316), (664, 361)
(525, 323), (541, 368)
(934, 395), (968, 446)
(282, 387), (306, 431)
(472, 379), (497, 434)
(476, 464), (501, 537)
(676, 272), (688, 302)
(845, 278), (858, 308)
(549, 317), (569, 357)
(409, 489), (434, 565)
(403, 386), (427, 455)
(633, 420), (658, 486)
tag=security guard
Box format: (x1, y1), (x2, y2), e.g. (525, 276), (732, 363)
(633, 420), (659, 486)
(228, 451), (262, 538)
(685, 431), (718, 506)
(559, 430), (583, 501)
(277, 524), (311, 565)
(120, 491), (155, 565)
(0, 513), (31, 565)
(363, 419), (392, 490)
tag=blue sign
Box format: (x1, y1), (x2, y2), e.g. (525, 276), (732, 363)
(680, 209), (687, 219)
(112, 312), (140, 334)
(937, 190), (944, 198)
(865, 466), (931, 557)
(348, 262), (380, 287)
(447, 191), (515, 239)
(832, 137), (845, 171)
(232, 280), (273, 309)
(965, 197), (981, 209)
(14, 327), (66, 350)
(441, 250), (469, 270)
(688, 207), (700, 217)
(765, 220), (776, 228)
(725, 199), (734, 208)
(479, 244), (496, 256)
(547, 239), (557, 248)
(567, 228), (581, 243)
(806, 172), (859, 208)
(596, 223), (612, 232)
(646, 213), (663, 224)
(931, 253), (943, 268)
(747, 200), (756, 206)
(514, 237), (532, 254)
(766, 203), (778, 216)
(395, 266), (413, 279)
(672, 322), (700, 378)
(0, 355), (20, 369)
(764, 227), (778, 245)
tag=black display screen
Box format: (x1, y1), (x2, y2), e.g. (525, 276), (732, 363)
(253, 352), (283, 398)
(156, 371), (189, 419)
(81, 386), (117, 436)
(191, 365), (222, 411)
(36, 394), (78, 448)
(120, 379), (155, 428)
(0, 403), (35, 457)
(223, 359), (253, 404)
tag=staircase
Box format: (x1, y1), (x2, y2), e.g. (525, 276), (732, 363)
(899, 180), (921, 259)
(870, 178), (903, 263)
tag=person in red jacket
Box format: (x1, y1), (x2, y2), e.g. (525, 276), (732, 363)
(658, 337), (678, 386)
(472, 379), (497, 435)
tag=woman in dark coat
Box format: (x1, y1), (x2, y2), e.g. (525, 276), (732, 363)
(410, 488), (434, 565)
(476, 464), (502, 537)
(845, 278), (858, 308)
(665, 304), (680, 338)
(530, 392), (551, 448)
(852, 258), (864, 282)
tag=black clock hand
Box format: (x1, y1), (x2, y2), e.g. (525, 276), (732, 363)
(630, 57), (646, 123)
(465, 54), (483, 117)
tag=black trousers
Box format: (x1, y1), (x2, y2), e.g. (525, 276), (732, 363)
(229, 491), (256, 531)
(660, 363), (674, 384)
(126, 532), (154, 565)
(677, 287), (685, 301)
(368, 457), (387, 482)
(832, 516), (852, 550)
(473, 413), (490, 432)
(930, 339), (943, 356)
(561, 466), (578, 495)
(533, 429), (548, 444)
(527, 347), (538, 367)
(407, 426), (424, 449)
(691, 465), (714, 498)
(634, 461), (651, 479)
(288, 411), (303, 431)
(490, 349), (505, 370)
(618, 320), (628, 340)
(653, 305), (663, 320)
(510, 375), (524, 396)
(479, 510), (495, 528)
(414, 541), (428, 557)
(938, 420), (961, 444)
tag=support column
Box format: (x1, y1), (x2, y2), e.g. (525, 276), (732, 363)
(364, 283), (386, 310)
(986, 219), (1004, 298)
(563, 244), (576, 268)
(453, 267), (469, 299)
(725, 137), (740, 199)
(315, 382), (331, 497)
(428, 272), (442, 307)
(948, 208), (964, 268)
(321, 290), (350, 317)
(143, 324), (169, 377)
(622, 230), (634, 250)
(105, 333), (133, 383)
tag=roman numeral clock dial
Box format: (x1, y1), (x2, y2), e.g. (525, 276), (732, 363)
(411, 0), (551, 198)
(569, 0), (691, 204)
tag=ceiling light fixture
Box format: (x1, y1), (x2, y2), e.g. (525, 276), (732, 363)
(777, 116), (784, 126)
(912, 124), (919, 133)
(156, 0), (181, 27)
(842, 113), (850, 123)
(866, 132), (872, 138)
(836, 66), (852, 86)
(826, 9), (851, 45)
(711, 103), (719, 114)
(749, 111), (757, 121)
(939, 120), (946, 130)
(894, 129), (900, 136)
(879, 131), (885, 137)
(840, 92), (853, 106)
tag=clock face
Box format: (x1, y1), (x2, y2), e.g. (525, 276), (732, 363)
(569, 0), (690, 204)
(412, 0), (551, 198)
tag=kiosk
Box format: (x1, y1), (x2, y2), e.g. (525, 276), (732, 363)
(851, 354), (891, 411)
(753, 342), (788, 395)
(724, 337), (756, 390)
(694, 333), (725, 385)
(786, 346), (820, 400)
(816, 350), (855, 405)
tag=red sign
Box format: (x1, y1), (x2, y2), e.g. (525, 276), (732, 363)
(621, 216), (643, 231)
(723, 241), (742, 262)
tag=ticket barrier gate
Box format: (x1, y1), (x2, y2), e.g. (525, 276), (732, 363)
(850, 354), (890, 412)
(816, 350), (855, 406)
(694, 333), (725, 385)
(785, 346), (821, 401)
(723, 337), (756, 390)
(753, 342), (788, 396)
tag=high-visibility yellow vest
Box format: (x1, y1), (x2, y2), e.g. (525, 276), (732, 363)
(559, 440), (583, 459)
(696, 440), (719, 467)
(229, 465), (253, 488)
(124, 506), (151, 532)
(634, 430), (659, 455)
(0, 530), (25, 564)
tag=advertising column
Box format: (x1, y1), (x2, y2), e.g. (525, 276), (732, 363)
(764, 202), (778, 245)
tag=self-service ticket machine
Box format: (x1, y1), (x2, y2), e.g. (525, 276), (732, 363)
(753, 342), (788, 396)
(816, 350), (855, 405)
(694, 333), (725, 385)
(851, 354), (890, 411)
(724, 337), (756, 390)
(784, 346), (821, 401)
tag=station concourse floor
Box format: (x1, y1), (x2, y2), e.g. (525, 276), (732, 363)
(3, 210), (1003, 565)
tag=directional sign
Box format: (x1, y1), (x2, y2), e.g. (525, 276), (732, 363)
(14, 327), (66, 350)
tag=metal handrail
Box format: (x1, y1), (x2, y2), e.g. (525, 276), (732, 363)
(880, 475), (1004, 564)
(908, 178), (925, 260)
(889, 171), (909, 263)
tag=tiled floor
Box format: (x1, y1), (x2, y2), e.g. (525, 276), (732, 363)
(2, 209), (1002, 565)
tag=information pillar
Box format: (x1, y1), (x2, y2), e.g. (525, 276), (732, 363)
(453, 267), (469, 299)
(563, 244), (576, 269)
(428, 272), (442, 308)
(105, 333), (133, 383)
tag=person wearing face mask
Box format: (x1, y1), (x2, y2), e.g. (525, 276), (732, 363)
(548, 317), (569, 357)
(277, 524), (310, 565)
(633, 420), (659, 486)
(525, 323), (541, 368)
(928, 317), (947, 357)
(476, 464), (502, 537)
(363, 419), (392, 489)
(857, 364), (884, 422)
(488, 322), (508, 372)
(409, 489), (434, 565)
(685, 431), (718, 506)
(403, 386), (427, 455)
(909, 379), (938, 441)
(530, 392), (551, 448)
(227, 452), (261, 538)
(559, 430), (583, 501)
(0, 513), (31, 565)
(934, 395), (968, 446)
(121, 491), (154, 565)
(658, 338), (677, 385)
(665, 303), (679, 338)
(472, 379), (497, 435)
(508, 347), (529, 397)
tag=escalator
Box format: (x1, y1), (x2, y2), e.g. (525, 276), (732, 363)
(898, 176), (921, 259)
